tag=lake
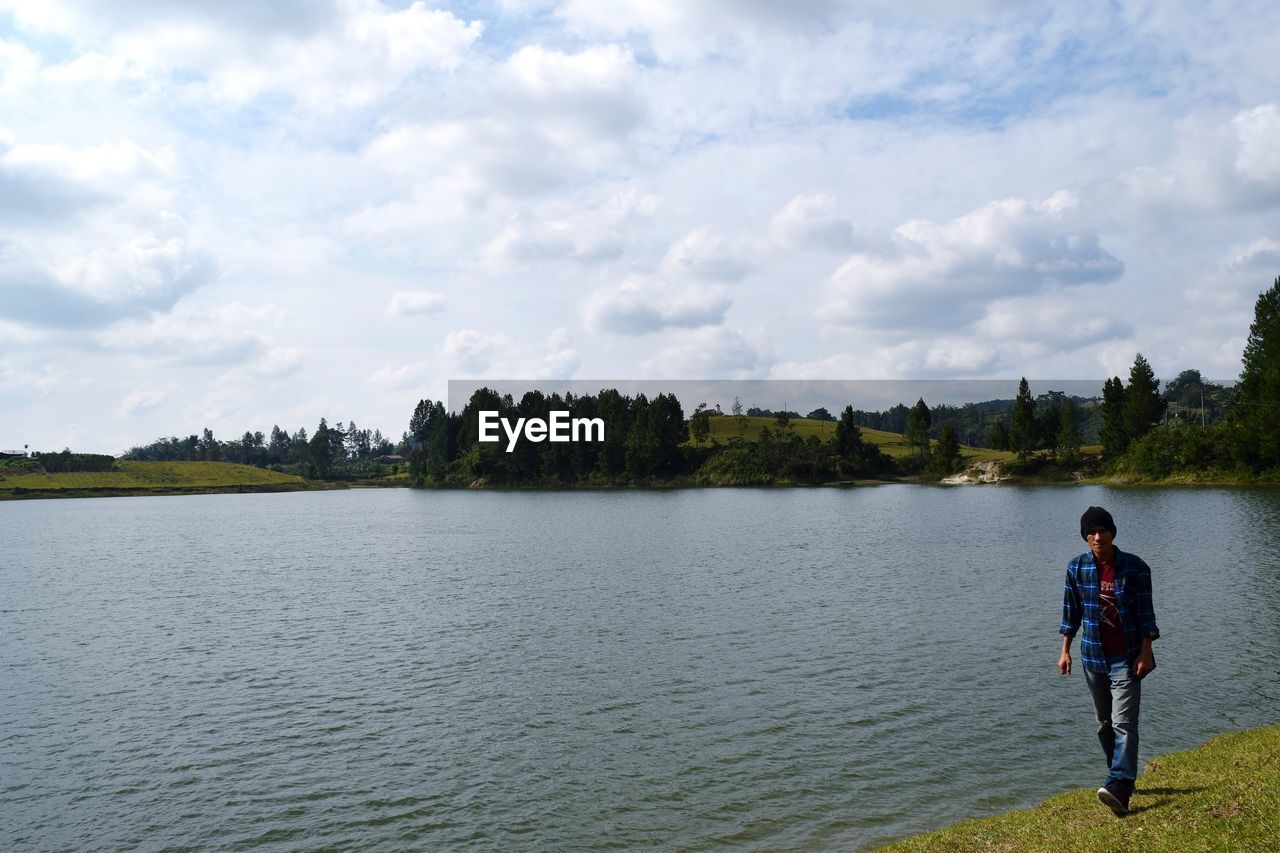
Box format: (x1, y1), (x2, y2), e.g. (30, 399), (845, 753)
(3, 486), (1278, 849)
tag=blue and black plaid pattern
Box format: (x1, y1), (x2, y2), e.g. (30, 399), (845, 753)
(1060, 547), (1160, 673)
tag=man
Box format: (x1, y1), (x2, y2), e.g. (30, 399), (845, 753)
(1058, 506), (1159, 816)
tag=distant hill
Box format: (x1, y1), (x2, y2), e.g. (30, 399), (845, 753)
(690, 415), (1014, 462)
(0, 460), (312, 498)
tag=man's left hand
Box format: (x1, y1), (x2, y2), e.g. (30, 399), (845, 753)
(1134, 647), (1155, 678)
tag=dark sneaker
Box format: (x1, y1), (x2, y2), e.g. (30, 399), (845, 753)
(1097, 783), (1130, 815)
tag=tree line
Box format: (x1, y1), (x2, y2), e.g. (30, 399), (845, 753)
(123, 420), (401, 479)
(404, 390), (902, 486)
(1102, 277), (1280, 478)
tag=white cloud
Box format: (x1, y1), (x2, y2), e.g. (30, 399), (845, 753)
(0, 136), (171, 225)
(536, 327), (581, 378)
(1107, 103), (1280, 217)
(1224, 237), (1280, 273)
(386, 291), (446, 316)
(0, 40), (41, 92)
(346, 44), (648, 253)
(0, 0), (344, 39)
(29, 1), (484, 111)
(552, 0), (849, 63)
(0, 318), (45, 348)
(201, 5), (481, 109)
(112, 388), (167, 417)
(441, 327), (580, 377)
(51, 231), (212, 306)
(0, 358), (64, 393)
(583, 276), (731, 335)
(4, 137), (171, 193)
(641, 326), (771, 378)
(497, 44), (646, 159)
(1231, 104), (1280, 187)
(98, 303), (284, 365)
(975, 296), (1132, 351)
(770, 336), (1002, 380)
(0, 228), (217, 329)
(821, 192), (1124, 329)
(768, 193), (857, 252)
(371, 360), (433, 389)
(661, 227), (757, 282)
(479, 188), (657, 270)
(443, 328), (505, 375)
(252, 346), (303, 377)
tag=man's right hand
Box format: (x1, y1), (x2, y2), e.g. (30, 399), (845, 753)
(1058, 650), (1072, 675)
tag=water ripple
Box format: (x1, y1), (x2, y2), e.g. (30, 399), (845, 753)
(2, 486), (1279, 849)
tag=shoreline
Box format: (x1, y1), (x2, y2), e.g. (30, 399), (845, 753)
(882, 724), (1280, 850)
(0, 482), (344, 501)
(5, 466), (1280, 501)
(6, 476), (1280, 500)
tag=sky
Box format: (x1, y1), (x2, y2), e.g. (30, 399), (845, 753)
(1, 0), (1278, 453)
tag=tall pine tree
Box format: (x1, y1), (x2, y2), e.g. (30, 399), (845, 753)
(1009, 378), (1036, 460)
(834, 405), (863, 457)
(1124, 353), (1166, 441)
(904, 398), (932, 458)
(1232, 277), (1280, 469)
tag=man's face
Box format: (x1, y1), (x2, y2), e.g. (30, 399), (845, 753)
(1087, 527), (1114, 559)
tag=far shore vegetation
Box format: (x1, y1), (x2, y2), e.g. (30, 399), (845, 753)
(4, 276), (1279, 495)
(883, 724), (1280, 851)
(0, 459), (319, 499)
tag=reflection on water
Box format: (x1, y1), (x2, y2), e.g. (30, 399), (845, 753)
(3, 486), (1278, 849)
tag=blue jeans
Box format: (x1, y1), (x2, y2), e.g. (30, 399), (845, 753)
(1084, 656), (1141, 787)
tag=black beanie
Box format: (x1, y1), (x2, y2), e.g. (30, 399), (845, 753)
(1080, 506), (1117, 540)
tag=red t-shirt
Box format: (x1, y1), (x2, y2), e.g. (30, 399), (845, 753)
(1097, 557), (1127, 658)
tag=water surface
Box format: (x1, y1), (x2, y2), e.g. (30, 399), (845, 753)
(3, 486), (1278, 849)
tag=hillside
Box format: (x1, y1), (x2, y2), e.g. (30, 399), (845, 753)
(0, 460), (313, 498)
(690, 415), (1015, 463)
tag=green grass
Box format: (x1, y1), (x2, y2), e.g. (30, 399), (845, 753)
(884, 725), (1280, 851)
(691, 416), (1015, 463)
(0, 460), (307, 492)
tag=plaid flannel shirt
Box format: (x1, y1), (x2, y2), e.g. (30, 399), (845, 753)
(1060, 547), (1160, 673)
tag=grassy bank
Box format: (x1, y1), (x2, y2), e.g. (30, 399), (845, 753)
(692, 415), (1013, 462)
(885, 725), (1280, 851)
(0, 460), (321, 499)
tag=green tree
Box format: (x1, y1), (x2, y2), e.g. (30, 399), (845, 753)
(904, 398), (932, 458)
(989, 420), (1010, 451)
(834, 405), (863, 457)
(268, 425), (291, 464)
(1124, 353), (1166, 441)
(199, 427), (221, 461)
(1009, 378), (1036, 460)
(310, 418), (334, 478)
(933, 423), (961, 474)
(456, 388), (513, 483)
(1231, 276), (1280, 469)
(1058, 399), (1082, 464)
(1036, 392), (1064, 456)
(649, 393), (689, 475)
(409, 399), (452, 483)
(595, 389), (632, 477)
(624, 394), (656, 479)
(1164, 369), (1205, 408)
(1101, 376), (1128, 459)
